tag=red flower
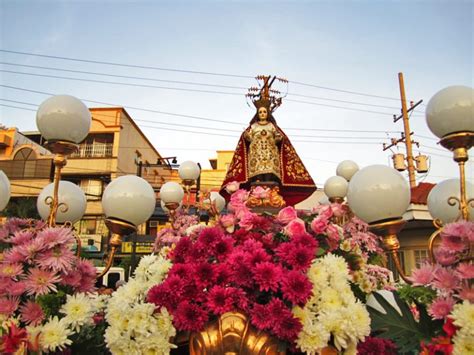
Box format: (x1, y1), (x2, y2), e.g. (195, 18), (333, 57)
(193, 262), (216, 287)
(280, 270), (313, 305)
(357, 337), (397, 355)
(272, 314), (302, 342)
(214, 263), (232, 285)
(251, 303), (271, 330)
(443, 318), (457, 338)
(277, 243), (315, 271)
(213, 236), (234, 260)
(245, 248), (271, 266)
(173, 301), (208, 332)
(253, 262), (282, 292)
(1, 322), (27, 354)
(207, 286), (234, 315)
(170, 237), (194, 263)
(197, 227), (224, 248)
(292, 233), (318, 250)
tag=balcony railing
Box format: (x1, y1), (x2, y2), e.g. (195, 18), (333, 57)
(70, 143), (113, 158)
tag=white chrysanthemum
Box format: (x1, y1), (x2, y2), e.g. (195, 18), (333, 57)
(451, 301), (474, 331)
(296, 254), (371, 354)
(60, 293), (95, 331)
(39, 316), (73, 352)
(453, 331), (474, 355)
(104, 253), (176, 354)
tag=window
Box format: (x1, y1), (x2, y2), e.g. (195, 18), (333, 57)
(414, 249), (430, 268)
(71, 133), (114, 158)
(0, 148), (52, 179)
(80, 179), (103, 200)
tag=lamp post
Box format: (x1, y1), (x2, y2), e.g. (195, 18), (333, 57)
(324, 176), (348, 204)
(101, 175), (156, 277)
(347, 164), (412, 282)
(425, 85), (474, 221)
(178, 160), (200, 210)
(0, 170), (11, 212)
(36, 95), (91, 226)
(160, 181), (185, 226)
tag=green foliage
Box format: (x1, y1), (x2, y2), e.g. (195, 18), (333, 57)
(36, 290), (67, 318)
(274, 231), (289, 243)
(398, 284), (437, 306)
(2, 197), (40, 219)
(69, 322), (109, 355)
(367, 291), (440, 354)
(367, 253), (386, 266)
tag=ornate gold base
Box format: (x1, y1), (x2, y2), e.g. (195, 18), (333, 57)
(45, 140), (79, 155)
(246, 183), (286, 214)
(439, 132), (474, 153)
(189, 311), (285, 355)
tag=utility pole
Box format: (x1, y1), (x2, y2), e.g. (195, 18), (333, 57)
(383, 73), (424, 188)
(398, 73), (416, 188)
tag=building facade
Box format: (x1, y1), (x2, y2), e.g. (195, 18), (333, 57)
(0, 107), (169, 250)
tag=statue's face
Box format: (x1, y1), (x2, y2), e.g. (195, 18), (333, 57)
(258, 107), (268, 120)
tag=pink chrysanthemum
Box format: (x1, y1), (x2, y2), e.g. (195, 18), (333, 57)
(37, 246), (75, 273)
(0, 263), (24, 278)
(428, 296), (455, 320)
(168, 264), (193, 280)
(410, 263), (438, 286)
(171, 237), (194, 263)
(16, 238), (46, 263)
(434, 247), (459, 266)
(253, 262), (281, 292)
(432, 268), (460, 293)
(207, 286), (234, 315)
(6, 281), (26, 297)
(147, 283), (178, 311)
(0, 297), (20, 317)
(442, 221), (474, 243)
(458, 285), (474, 302)
(2, 248), (25, 264)
(280, 270), (313, 305)
(173, 301), (208, 332)
(10, 230), (34, 246)
(291, 232), (318, 249)
(36, 227), (74, 249)
(19, 300), (44, 326)
(24, 268), (61, 296)
(456, 262), (474, 279)
(440, 232), (467, 252)
(74, 259), (97, 293)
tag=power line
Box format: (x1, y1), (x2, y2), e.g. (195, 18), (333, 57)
(0, 70), (244, 96)
(1, 70), (416, 117)
(0, 49), (422, 104)
(0, 62), (412, 112)
(0, 94), (403, 134)
(0, 62), (248, 90)
(0, 49), (253, 79)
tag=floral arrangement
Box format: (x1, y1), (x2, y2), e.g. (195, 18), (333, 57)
(104, 253), (176, 354)
(369, 220), (474, 355)
(139, 186), (393, 354)
(0, 218), (104, 354)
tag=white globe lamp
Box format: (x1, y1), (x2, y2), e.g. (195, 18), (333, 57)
(36, 95), (91, 145)
(427, 179), (474, 224)
(324, 176), (348, 203)
(178, 161), (200, 186)
(425, 86), (474, 139)
(347, 165), (411, 224)
(37, 181), (86, 224)
(336, 160), (359, 181)
(102, 175), (156, 227)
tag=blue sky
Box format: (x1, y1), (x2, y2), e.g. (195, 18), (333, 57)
(1, 0), (472, 186)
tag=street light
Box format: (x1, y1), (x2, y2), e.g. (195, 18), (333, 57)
(336, 160), (359, 181)
(36, 95), (91, 226)
(178, 160), (200, 209)
(160, 181), (185, 225)
(101, 175), (156, 277)
(324, 176), (348, 204)
(347, 164), (411, 282)
(37, 181), (87, 225)
(0, 170), (10, 212)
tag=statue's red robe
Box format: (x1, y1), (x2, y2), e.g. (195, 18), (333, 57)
(220, 125), (316, 206)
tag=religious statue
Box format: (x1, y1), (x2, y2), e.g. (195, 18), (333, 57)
(220, 76), (316, 207)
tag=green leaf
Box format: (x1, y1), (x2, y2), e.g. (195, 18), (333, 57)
(367, 291), (427, 354)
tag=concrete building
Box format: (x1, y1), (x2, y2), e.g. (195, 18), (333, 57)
(0, 107), (171, 249)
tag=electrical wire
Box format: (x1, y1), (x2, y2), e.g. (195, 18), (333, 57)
(0, 49), (253, 79)
(0, 62), (413, 111)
